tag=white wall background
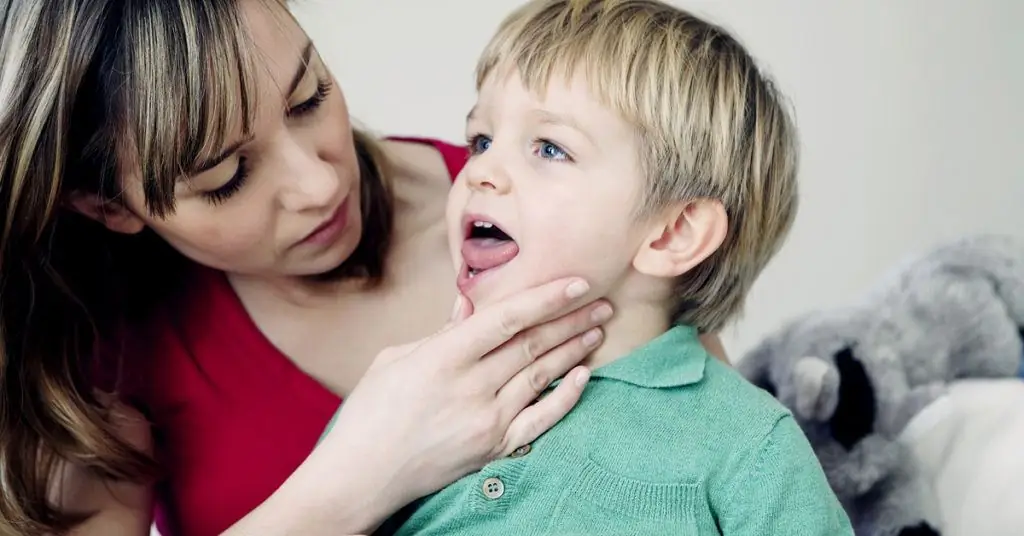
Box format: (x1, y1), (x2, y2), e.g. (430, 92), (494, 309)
(291, 0), (1023, 358)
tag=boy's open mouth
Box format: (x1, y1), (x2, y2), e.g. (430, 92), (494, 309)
(461, 218), (519, 278)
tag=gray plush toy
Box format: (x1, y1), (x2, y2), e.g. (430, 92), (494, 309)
(737, 233), (1024, 536)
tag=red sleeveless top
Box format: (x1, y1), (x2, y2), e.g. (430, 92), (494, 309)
(111, 137), (468, 536)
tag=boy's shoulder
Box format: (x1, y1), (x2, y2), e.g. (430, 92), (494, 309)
(699, 355), (793, 428)
(563, 330), (830, 514)
(577, 328), (798, 474)
(667, 351), (797, 456)
(587, 326), (794, 440)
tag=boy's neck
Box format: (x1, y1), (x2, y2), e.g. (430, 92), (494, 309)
(582, 300), (672, 370)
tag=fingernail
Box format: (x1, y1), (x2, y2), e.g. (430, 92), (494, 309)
(575, 368), (591, 387)
(591, 304), (613, 323)
(449, 296), (463, 320)
(565, 279), (590, 299)
(582, 328), (602, 347)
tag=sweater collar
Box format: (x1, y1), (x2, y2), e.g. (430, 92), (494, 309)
(589, 325), (707, 388)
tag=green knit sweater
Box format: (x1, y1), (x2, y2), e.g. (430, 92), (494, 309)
(385, 325), (854, 535)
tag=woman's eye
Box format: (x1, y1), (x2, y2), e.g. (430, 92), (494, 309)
(288, 78), (333, 118)
(201, 158), (249, 205)
(536, 139), (570, 161)
(468, 134), (492, 154)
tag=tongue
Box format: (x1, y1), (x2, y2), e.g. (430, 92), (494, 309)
(462, 238), (519, 271)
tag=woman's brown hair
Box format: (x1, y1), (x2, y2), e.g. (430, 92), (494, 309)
(0, 1), (392, 533)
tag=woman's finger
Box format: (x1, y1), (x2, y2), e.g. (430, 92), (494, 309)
(494, 326), (603, 420)
(433, 277), (596, 363)
(496, 366), (592, 457)
(479, 299), (611, 391)
(449, 294), (473, 324)
(436, 294), (474, 335)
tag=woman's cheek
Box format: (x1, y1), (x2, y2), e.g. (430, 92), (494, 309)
(162, 205), (276, 260)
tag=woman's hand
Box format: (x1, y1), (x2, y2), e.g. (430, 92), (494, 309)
(331, 277), (610, 517)
(233, 277), (610, 535)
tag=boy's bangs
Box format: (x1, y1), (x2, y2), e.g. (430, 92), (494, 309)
(473, 1), (661, 129)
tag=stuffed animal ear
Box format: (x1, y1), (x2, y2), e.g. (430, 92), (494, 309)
(793, 356), (840, 421)
(756, 377), (777, 397)
(736, 343), (777, 397)
(828, 346), (877, 449)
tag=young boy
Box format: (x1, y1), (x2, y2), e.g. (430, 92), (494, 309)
(381, 0), (851, 533)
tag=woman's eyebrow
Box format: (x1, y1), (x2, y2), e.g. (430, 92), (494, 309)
(192, 133), (256, 175)
(189, 40), (315, 177)
(285, 40), (315, 97)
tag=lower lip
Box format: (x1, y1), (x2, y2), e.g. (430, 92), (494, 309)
(301, 197), (349, 246)
(456, 261), (510, 295)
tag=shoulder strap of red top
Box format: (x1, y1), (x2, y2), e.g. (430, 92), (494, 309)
(385, 136), (469, 182)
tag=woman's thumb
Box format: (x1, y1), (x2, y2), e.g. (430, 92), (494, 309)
(448, 294), (472, 323)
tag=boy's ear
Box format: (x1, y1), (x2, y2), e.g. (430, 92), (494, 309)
(65, 191), (146, 234)
(633, 198), (727, 278)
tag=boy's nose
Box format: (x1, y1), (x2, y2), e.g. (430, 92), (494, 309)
(466, 156), (511, 194)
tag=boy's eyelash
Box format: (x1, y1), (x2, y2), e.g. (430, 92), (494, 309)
(535, 138), (572, 162)
(464, 134), (573, 162)
(202, 157), (249, 205)
(466, 133), (490, 154)
(288, 78), (333, 117)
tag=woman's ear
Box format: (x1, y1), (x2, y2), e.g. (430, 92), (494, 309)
(65, 191), (145, 234)
(632, 198), (727, 278)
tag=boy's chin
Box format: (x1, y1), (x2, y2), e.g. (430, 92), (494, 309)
(464, 284), (512, 310)
(461, 272), (523, 310)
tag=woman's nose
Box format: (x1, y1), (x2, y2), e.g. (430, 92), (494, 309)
(277, 140), (342, 213)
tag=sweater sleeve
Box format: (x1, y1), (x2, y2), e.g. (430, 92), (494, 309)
(717, 415), (855, 536)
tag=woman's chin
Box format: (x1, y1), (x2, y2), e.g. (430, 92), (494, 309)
(292, 232), (363, 280)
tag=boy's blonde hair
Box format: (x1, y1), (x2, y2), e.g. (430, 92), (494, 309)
(476, 0), (800, 332)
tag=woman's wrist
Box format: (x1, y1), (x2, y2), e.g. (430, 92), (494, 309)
(224, 435), (402, 535)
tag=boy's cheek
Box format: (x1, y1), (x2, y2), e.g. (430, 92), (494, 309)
(446, 232), (462, 273)
(444, 191), (469, 272)
(532, 234), (636, 286)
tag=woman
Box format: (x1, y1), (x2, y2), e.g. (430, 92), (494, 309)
(0, 1), (726, 535)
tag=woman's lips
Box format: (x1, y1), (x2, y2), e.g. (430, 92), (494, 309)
(300, 196), (350, 246)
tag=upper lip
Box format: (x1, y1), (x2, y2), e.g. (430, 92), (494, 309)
(302, 196), (348, 241)
(461, 212), (515, 241)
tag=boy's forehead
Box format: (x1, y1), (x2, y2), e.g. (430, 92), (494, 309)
(474, 68), (610, 125)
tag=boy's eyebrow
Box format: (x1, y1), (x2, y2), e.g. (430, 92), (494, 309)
(532, 109), (595, 144)
(464, 107), (595, 145)
(533, 109), (581, 130)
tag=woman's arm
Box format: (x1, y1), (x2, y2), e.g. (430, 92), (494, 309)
(61, 277), (605, 536)
(239, 327), (726, 535)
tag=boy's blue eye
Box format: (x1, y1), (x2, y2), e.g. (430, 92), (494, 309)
(537, 140), (568, 161)
(469, 135), (492, 154)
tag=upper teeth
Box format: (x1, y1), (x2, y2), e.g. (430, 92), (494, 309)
(473, 221), (494, 228)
